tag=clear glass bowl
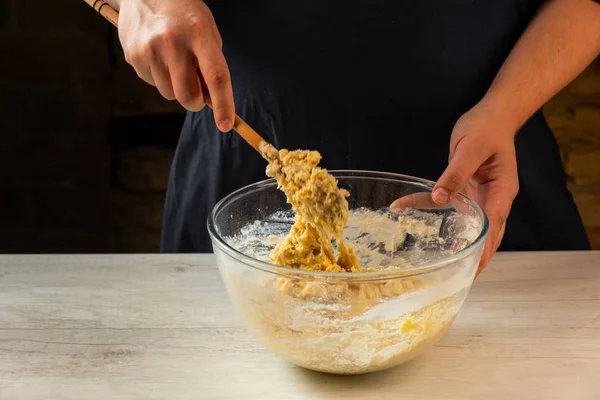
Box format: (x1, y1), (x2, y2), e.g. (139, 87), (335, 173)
(208, 171), (488, 375)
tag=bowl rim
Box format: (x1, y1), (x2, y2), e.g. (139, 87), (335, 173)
(207, 170), (490, 279)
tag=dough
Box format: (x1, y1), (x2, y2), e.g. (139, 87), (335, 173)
(259, 142), (365, 272)
(247, 142), (462, 374)
(260, 143), (348, 241)
(259, 141), (424, 304)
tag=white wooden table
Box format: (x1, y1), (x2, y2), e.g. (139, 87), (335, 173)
(0, 252), (599, 400)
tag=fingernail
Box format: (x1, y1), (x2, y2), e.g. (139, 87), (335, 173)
(218, 119), (232, 132)
(432, 188), (449, 204)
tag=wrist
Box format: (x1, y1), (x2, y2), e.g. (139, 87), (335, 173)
(463, 98), (521, 141)
(474, 94), (526, 137)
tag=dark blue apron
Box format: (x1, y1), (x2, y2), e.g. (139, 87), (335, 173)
(160, 0), (590, 253)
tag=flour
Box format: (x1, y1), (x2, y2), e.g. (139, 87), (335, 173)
(225, 268), (469, 374)
(220, 205), (480, 374)
(225, 206), (478, 270)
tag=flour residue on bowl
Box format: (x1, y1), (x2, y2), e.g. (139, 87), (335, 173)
(220, 206), (478, 374)
(225, 206), (479, 270)
(222, 262), (472, 374)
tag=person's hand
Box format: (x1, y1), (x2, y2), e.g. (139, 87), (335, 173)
(391, 102), (519, 277)
(117, 0), (234, 131)
(433, 102), (519, 276)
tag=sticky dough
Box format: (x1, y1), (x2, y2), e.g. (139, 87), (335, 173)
(260, 143), (384, 272)
(234, 143), (461, 374)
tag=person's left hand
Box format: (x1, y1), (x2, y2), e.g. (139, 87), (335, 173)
(437, 102), (520, 276)
(392, 102), (520, 277)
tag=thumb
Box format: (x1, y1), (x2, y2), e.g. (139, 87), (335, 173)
(433, 138), (487, 204)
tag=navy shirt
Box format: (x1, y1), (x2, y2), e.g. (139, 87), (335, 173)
(160, 1), (590, 253)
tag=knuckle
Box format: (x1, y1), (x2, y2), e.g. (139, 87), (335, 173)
(176, 90), (194, 106)
(214, 102), (233, 114)
(135, 42), (156, 63)
(147, 33), (160, 48)
(153, 23), (179, 47)
(159, 86), (176, 100)
(176, 89), (202, 110)
(145, 47), (157, 63)
(204, 67), (229, 87)
(187, 15), (210, 37)
(128, 52), (144, 69)
(187, 15), (203, 30)
(125, 47), (144, 66)
(146, 36), (163, 52)
(448, 170), (467, 190)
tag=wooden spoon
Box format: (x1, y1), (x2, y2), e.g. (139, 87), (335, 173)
(83, 0), (269, 154)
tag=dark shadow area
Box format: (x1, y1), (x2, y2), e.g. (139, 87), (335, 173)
(0, 1), (598, 253)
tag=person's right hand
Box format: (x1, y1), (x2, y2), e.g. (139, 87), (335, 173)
(117, 0), (234, 132)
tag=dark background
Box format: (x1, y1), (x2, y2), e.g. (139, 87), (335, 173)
(0, 1), (599, 254)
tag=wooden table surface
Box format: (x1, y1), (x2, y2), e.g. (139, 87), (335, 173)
(0, 252), (599, 400)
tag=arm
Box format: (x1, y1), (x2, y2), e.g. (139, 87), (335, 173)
(480, 0), (600, 132)
(432, 0), (600, 274)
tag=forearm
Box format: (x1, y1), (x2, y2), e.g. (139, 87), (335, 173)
(480, 0), (600, 133)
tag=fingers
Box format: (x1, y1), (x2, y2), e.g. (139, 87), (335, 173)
(476, 218), (505, 276)
(390, 193), (439, 210)
(191, 38), (234, 132)
(150, 28), (203, 110)
(150, 61), (175, 100)
(495, 223), (506, 253)
(476, 217), (505, 278)
(390, 192), (471, 214)
(129, 35), (233, 130)
(391, 186), (504, 280)
(433, 139), (488, 205)
(475, 177), (517, 277)
(128, 52), (156, 87)
(169, 49), (204, 111)
(119, 3), (233, 124)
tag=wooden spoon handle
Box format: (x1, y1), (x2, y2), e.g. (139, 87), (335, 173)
(82, 0), (269, 155)
(232, 116), (268, 153)
(203, 97), (266, 153)
(83, 0), (118, 27)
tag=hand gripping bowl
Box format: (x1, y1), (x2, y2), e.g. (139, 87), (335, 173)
(208, 171), (488, 375)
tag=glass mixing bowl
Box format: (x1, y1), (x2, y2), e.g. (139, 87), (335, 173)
(208, 171), (488, 375)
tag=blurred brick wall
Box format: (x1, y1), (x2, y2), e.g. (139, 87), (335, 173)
(544, 59), (600, 249)
(0, 0), (598, 253)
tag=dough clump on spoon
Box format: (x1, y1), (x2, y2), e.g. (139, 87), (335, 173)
(259, 142), (371, 273)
